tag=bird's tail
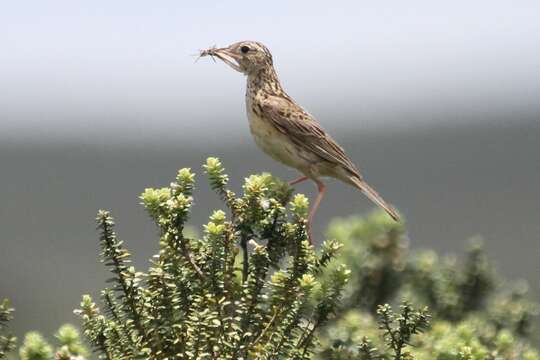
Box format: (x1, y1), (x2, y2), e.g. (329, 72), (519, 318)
(349, 176), (401, 222)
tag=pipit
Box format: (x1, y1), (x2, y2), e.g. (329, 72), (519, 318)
(200, 41), (400, 243)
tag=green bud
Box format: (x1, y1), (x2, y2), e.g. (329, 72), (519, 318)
(290, 194), (309, 218)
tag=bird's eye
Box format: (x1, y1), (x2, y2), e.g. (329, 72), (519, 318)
(240, 45), (250, 54)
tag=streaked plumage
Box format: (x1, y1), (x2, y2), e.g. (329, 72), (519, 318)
(201, 41), (400, 242)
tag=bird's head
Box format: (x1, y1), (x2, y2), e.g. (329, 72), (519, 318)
(200, 41), (273, 75)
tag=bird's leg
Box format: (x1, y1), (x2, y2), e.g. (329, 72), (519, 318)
(306, 181), (326, 244)
(289, 176), (309, 186)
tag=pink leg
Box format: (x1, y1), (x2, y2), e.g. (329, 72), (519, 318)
(307, 181), (326, 244)
(289, 176), (309, 186)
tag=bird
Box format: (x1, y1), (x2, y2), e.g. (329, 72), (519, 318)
(200, 41), (400, 243)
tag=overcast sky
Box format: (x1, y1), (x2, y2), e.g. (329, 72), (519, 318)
(1, 0), (539, 143)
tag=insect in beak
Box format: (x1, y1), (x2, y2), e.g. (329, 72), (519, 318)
(199, 46), (243, 72)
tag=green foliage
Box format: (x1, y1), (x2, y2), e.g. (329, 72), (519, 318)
(317, 210), (539, 360)
(3, 163), (539, 359)
(19, 333), (53, 360)
(0, 300), (16, 358)
(76, 158), (348, 359)
(324, 212), (407, 312)
(54, 325), (89, 359)
(376, 302), (430, 359)
(2, 323), (88, 360)
(406, 239), (496, 321)
(411, 317), (539, 360)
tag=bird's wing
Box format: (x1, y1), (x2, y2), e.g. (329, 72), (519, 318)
(260, 95), (361, 177)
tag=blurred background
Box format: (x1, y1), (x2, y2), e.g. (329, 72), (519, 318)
(1, 0), (539, 338)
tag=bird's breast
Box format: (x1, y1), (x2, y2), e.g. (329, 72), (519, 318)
(245, 100), (314, 172)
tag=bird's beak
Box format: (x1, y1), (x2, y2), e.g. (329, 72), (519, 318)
(200, 46), (242, 72)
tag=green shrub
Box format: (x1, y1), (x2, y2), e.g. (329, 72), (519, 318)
(75, 158), (349, 359)
(2, 160), (538, 360)
(317, 211), (539, 359)
(0, 300), (16, 358)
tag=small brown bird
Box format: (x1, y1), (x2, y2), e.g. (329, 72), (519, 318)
(200, 41), (400, 242)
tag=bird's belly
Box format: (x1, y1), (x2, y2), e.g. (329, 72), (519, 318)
(247, 111), (314, 171)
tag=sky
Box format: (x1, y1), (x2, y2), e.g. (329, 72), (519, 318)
(1, 0), (540, 144)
